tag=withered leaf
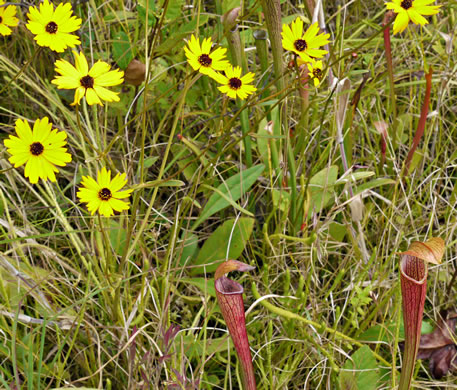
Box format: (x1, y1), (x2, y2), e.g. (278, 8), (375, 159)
(408, 311), (457, 379)
(125, 59), (146, 86)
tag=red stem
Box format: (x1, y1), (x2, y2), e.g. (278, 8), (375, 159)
(215, 261), (256, 390)
(402, 68), (433, 177)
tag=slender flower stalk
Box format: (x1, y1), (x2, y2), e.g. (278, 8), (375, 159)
(398, 237), (445, 390)
(215, 260), (257, 390)
(382, 11), (398, 148)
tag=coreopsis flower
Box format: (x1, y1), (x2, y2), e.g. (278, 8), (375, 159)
(52, 51), (124, 106)
(26, 0), (82, 52)
(0, 0), (19, 36)
(184, 34), (230, 77)
(3, 117), (72, 184)
(306, 60), (324, 87)
(213, 66), (257, 100)
(385, 0), (441, 35)
(77, 167), (133, 217)
(281, 18), (330, 63)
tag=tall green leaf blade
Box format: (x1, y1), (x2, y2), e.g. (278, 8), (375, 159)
(309, 165), (338, 215)
(192, 164), (264, 230)
(190, 218), (254, 275)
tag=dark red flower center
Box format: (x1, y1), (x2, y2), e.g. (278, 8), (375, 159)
(45, 21), (58, 34)
(400, 0), (413, 9)
(30, 142), (44, 156)
(98, 188), (112, 201)
(228, 77), (242, 90)
(80, 75), (94, 89)
(313, 68), (322, 79)
(0, 17), (3, 24)
(198, 54), (212, 67)
(294, 39), (307, 52)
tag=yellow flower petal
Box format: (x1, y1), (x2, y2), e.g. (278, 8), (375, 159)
(77, 168), (132, 217)
(74, 51), (89, 75)
(25, 0), (81, 51)
(85, 88), (102, 105)
(53, 51), (124, 106)
(393, 11), (410, 34)
(407, 8), (429, 25)
(4, 117), (71, 184)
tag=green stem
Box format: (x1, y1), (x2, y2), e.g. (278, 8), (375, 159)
(123, 76), (196, 261)
(225, 16), (252, 167)
(382, 12), (397, 149)
(251, 282), (392, 368)
(239, 107), (253, 167)
(0, 47), (42, 96)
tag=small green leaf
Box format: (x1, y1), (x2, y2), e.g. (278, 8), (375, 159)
(182, 335), (233, 359)
(164, 0), (184, 20)
(181, 277), (216, 297)
(171, 144), (199, 182)
(308, 165), (338, 215)
(353, 178), (395, 196)
(257, 117), (271, 166)
(190, 218), (254, 275)
(112, 31), (134, 70)
(358, 320), (434, 343)
(144, 156), (159, 168)
(154, 16), (209, 57)
(178, 233), (199, 267)
(271, 189), (290, 213)
(339, 345), (380, 390)
(108, 219), (127, 255)
(336, 171), (374, 184)
(328, 222), (346, 242)
(137, 0), (156, 26)
(192, 164), (264, 230)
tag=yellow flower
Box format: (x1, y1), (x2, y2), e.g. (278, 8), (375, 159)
(184, 34), (230, 77)
(385, 0), (441, 35)
(26, 0), (82, 52)
(282, 18), (330, 63)
(0, 0), (19, 36)
(3, 117), (72, 184)
(306, 60), (324, 87)
(77, 167), (133, 217)
(213, 66), (257, 100)
(52, 51), (124, 106)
